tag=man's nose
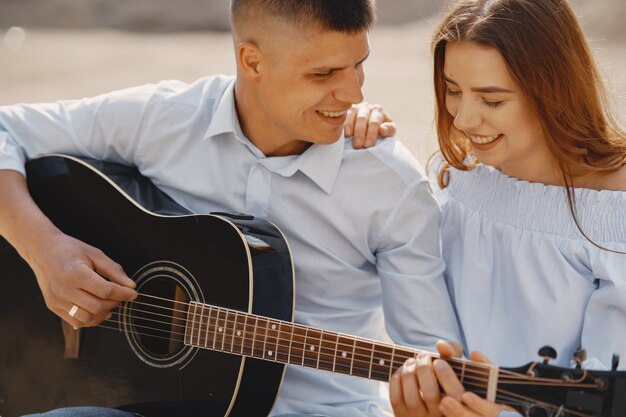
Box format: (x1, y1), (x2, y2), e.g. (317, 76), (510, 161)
(334, 68), (365, 105)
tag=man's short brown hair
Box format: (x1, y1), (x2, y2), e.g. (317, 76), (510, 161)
(231, 0), (376, 34)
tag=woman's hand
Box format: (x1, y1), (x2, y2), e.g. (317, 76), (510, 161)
(344, 102), (395, 148)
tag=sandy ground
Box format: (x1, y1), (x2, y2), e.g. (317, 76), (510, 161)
(0, 16), (624, 164)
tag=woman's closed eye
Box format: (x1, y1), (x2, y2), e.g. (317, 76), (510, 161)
(482, 98), (504, 108)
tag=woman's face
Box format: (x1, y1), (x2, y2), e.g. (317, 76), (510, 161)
(444, 41), (555, 182)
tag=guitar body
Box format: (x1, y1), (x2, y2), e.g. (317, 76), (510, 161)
(0, 155), (294, 417)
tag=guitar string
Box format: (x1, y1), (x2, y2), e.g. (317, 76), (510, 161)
(104, 312), (492, 385)
(495, 388), (591, 417)
(129, 294), (607, 386)
(104, 307), (602, 392)
(135, 293), (492, 371)
(126, 295), (497, 375)
(94, 321), (584, 417)
(111, 306), (494, 382)
(130, 295), (550, 384)
(117, 299), (598, 388)
(113, 298), (605, 387)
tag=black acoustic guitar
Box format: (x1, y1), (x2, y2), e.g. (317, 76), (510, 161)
(0, 155), (624, 417)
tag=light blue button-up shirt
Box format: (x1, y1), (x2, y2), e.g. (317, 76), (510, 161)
(0, 75), (460, 417)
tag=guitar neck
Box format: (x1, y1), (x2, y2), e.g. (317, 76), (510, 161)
(184, 301), (499, 400)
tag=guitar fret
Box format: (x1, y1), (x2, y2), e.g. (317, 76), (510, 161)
(332, 333), (339, 372)
(290, 325), (306, 365)
(371, 344), (395, 382)
(316, 330), (323, 369)
(240, 313), (247, 356)
(287, 322), (295, 364)
(333, 335), (353, 374)
(211, 306), (219, 351)
(203, 305), (211, 349)
(183, 302), (194, 346)
(350, 337), (357, 375)
(276, 321), (290, 363)
(368, 341), (375, 379)
(318, 331), (338, 372)
(461, 360), (466, 384)
(229, 310), (238, 353)
(353, 340), (374, 379)
(260, 317), (268, 359)
(250, 316), (259, 357)
(194, 303), (201, 346)
(267, 320), (279, 361)
(303, 327), (318, 368)
(223, 309), (232, 353)
(216, 308), (227, 352)
(388, 346), (396, 381)
(242, 314), (254, 357)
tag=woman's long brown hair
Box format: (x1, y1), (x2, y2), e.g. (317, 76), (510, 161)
(431, 0), (626, 252)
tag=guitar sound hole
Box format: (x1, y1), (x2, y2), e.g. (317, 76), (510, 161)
(131, 277), (189, 356)
(122, 261), (202, 368)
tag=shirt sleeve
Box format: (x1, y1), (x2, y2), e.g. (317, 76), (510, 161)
(583, 245), (626, 370)
(0, 83), (164, 175)
(376, 179), (461, 351)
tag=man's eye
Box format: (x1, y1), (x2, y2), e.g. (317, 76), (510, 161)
(315, 72), (333, 78)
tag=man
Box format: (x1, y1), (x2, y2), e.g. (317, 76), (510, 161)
(0, 1), (459, 416)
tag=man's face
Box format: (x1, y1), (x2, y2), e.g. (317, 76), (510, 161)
(252, 26), (370, 155)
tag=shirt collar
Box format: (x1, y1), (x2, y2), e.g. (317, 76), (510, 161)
(203, 77), (240, 140)
(297, 139), (344, 195)
(202, 77), (344, 195)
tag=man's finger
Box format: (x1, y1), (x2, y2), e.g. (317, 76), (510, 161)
(433, 359), (465, 400)
(436, 339), (464, 358)
(461, 392), (503, 417)
(415, 353), (442, 416)
(469, 350), (493, 364)
(390, 370), (410, 417)
(89, 247), (136, 288)
(400, 358), (429, 416)
(77, 264), (137, 302)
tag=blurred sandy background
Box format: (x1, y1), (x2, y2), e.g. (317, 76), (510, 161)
(0, 0), (624, 163)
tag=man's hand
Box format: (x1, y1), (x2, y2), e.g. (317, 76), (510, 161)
(390, 341), (465, 417)
(344, 102), (396, 148)
(29, 230), (137, 328)
(0, 169), (137, 329)
(390, 341), (514, 417)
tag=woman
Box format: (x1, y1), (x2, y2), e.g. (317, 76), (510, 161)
(382, 0), (626, 416)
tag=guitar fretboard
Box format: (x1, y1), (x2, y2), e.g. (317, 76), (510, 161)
(183, 301), (497, 398)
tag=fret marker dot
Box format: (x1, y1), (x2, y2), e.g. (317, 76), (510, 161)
(342, 352), (347, 358)
(236, 330), (242, 336)
(268, 351), (273, 356)
(271, 324), (277, 330)
(379, 359), (385, 366)
(218, 327), (223, 333)
(310, 345), (315, 351)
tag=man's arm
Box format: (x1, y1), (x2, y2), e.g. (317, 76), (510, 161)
(0, 169), (137, 327)
(0, 86), (159, 327)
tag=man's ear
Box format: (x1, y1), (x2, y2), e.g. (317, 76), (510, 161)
(237, 42), (263, 80)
